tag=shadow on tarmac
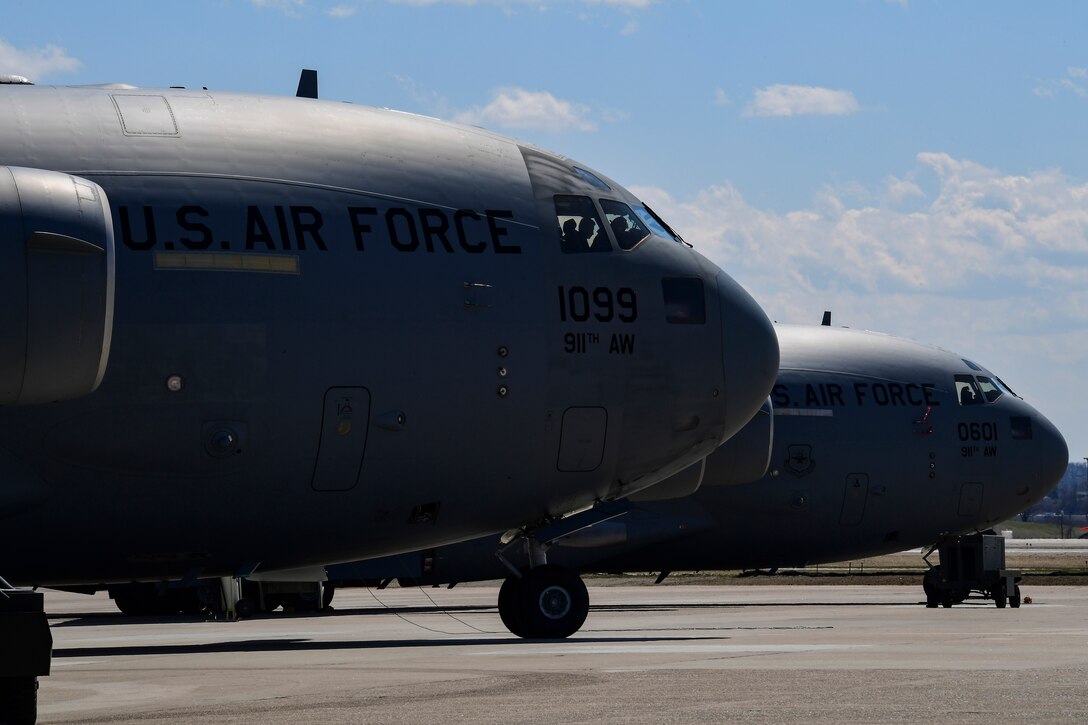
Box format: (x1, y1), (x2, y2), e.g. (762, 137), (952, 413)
(52, 633), (728, 658)
(49, 598), (940, 627)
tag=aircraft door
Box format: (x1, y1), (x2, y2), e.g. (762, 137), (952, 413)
(839, 473), (869, 526)
(557, 407), (607, 472)
(311, 387), (372, 491)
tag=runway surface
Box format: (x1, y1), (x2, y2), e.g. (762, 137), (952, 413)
(38, 584), (1088, 723)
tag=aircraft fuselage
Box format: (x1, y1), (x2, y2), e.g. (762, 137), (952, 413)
(0, 85), (778, 585)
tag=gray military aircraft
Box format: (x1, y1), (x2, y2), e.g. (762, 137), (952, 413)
(0, 75), (778, 720)
(318, 323), (1068, 637)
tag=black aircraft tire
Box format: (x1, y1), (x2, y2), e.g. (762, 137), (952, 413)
(235, 598), (257, 619)
(993, 581), (1007, 609)
(922, 574), (939, 608)
(1010, 585), (1022, 609)
(498, 576), (527, 638)
(517, 566), (589, 640)
(0, 676), (37, 725)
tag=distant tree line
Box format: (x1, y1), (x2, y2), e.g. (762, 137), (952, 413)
(1017, 462), (1087, 522)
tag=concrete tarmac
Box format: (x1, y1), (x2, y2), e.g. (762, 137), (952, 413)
(38, 584), (1088, 723)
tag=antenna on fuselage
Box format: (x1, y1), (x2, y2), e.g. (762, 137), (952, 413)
(296, 69), (318, 99)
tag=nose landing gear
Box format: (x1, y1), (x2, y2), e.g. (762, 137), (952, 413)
(493, 504), (627, 639)
(498, 565), (589, 639)
(495, 530), (589, 639)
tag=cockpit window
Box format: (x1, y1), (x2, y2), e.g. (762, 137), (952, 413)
(962, 359), (983, 372)
(635, 203), (685, 244)
(633, 204), (673, 240)
(555, 195), (611, 253)
(574, 167), (610, 191)
(600, 199), (651, 250)
(995, 376), (1020, 399)
(954, 374), (984, 406)
(954, 374), (1008, 405)
(975, 376), (1003, 403)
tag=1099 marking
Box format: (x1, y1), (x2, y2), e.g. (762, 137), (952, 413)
(557, 286), (637, 323)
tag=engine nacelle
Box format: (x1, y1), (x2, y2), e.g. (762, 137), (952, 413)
(0, 166), (115, 405)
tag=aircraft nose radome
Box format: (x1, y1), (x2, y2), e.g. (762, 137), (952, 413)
(716, 271), (779, 442)
(1035, 412), (1069, 493)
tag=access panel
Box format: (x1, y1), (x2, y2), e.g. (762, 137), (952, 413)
(311, 387), (371, 491)
(557, 407), (607, 472)
(958, 482), (984, 517)
(839, 473), (869, 526)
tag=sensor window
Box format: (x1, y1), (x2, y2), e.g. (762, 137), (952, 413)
(661, 278), (706, 324)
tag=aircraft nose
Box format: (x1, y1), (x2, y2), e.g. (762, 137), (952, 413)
(1032, 411), (1069, 494)
(715, 271), (779, 441)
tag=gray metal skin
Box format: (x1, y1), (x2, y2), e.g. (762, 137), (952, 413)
(340, 324), (1069, 585)
(0, 84), (779, 586)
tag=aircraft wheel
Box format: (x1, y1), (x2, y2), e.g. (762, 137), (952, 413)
(0, 676), (37, 725)
(497, 576), (527, 638)
(1009, 585), (1021, 609)
(517, 566), (589, 639)
(235, 598), (257, 619)
(922, 571), (940, 608)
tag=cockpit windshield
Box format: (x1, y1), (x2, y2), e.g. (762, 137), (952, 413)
(994, 376), (1020, 398)
(554, 194), (686, 253)
(600, 199), (651, 250)
(975, 376), (1003, 403)
(555, 195), (611, 253)
(954, 374), (983, 405)
(955, 373), (1005, 405)
(634, 203), (685, 244)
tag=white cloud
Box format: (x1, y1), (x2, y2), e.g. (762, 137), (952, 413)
(327, 4), (357, 16)
(385, 0), (654, 5)
(393, 74), (452, 117)
(620, 19), (640, 35)
(883, 175), (925, 205)
(636, 153), (1088, 300)
(251, 0), (308, 14)
(630, 154), (1088, 444)
(744, 84), (860, 117)
(0, 39), (81, 81)
(1034, 66), (1088, 98)
(455, 87), (597, 131)
(589, 0), (655, 7)
(713, 87), (730, 107)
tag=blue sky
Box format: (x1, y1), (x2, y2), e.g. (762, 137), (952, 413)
(3, 0), (1086, 457)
